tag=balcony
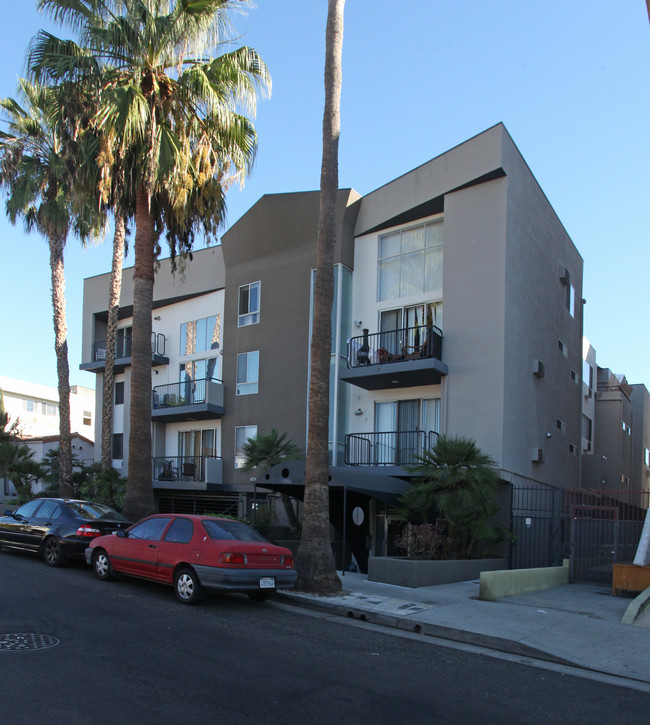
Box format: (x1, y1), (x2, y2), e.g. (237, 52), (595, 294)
(80, 332), (168, 373)
(153, 455), (223, 490)
(339, 324), (447, 390)
(152, 377), (225, 422)
(345, 430), (438, 468)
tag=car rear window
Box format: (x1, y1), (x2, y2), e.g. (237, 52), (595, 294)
(201, 519), (268, 543)
(65, 501), (129, 521)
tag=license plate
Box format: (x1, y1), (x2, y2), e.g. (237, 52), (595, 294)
(259, 577), (275, 589)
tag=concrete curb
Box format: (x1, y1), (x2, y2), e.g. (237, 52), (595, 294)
(621, 586), (650, 626)
(277, 591), (576, 667)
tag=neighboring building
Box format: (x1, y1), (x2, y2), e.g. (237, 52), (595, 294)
(0, 376), (95, 442)
(80, 123), (594, 568)
(580, 363), (650, 495)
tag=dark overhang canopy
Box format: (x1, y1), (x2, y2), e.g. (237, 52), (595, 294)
(252, 461), (411, 504)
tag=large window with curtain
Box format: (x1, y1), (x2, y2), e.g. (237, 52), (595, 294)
(378, 220), (443, 301)
(373, 398), (440, 465)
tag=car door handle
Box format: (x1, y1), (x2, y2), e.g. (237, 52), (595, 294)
(148, 544), (157, 549)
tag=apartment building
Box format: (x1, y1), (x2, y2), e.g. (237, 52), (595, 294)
(0, 376), (95, 442)
(80, 123), (589, 566)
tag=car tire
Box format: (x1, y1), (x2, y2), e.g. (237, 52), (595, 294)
(174, 567), (203, 605)
(43, 536), (66, 567)
(248, 591), (272, 602)
(93, 549), (113, 581)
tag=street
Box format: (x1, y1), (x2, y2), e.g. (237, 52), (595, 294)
(2, 550), (649, 724)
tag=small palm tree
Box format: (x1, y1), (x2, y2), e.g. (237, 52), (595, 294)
(399, 435), (509, 559)
(241, 429), (302, 535)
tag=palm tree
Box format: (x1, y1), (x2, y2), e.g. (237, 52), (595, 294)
(33, 0), (270, 520)
(0, 80), (99, 497)
(241, 429), (302, 534)
(295, 0), (345, 594)
(399, 435), (508, 559)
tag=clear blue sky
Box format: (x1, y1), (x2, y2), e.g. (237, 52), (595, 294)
(0, 1), (648, 391)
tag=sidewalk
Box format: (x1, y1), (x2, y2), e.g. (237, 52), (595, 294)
(279, 572), (650, 684)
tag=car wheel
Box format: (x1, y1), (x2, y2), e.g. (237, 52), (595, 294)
(174, 567), (203, 605)
(248, 591), (272, 603)
(93, 549), (113, 581)
(43, 536), (66, 567)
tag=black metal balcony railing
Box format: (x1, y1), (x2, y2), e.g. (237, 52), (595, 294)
(153, 455), (219, 483)
(93, 332), (166, 363)
(153, 377), (221, 409)
(345, 430), (438, 466)
(347, 324), (442, 368)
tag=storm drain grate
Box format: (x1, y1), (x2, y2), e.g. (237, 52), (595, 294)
(0, 634), (60, 651)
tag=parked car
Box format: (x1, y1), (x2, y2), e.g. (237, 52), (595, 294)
(0, 498), (130, 567)
(86, 513), (298, 604)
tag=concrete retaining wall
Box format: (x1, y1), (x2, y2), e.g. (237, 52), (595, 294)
(368, 557), (508, 588)
(479, 559), (569, 601)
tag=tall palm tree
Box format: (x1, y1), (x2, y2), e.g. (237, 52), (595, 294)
(33, 0), (270, 520)
(0, 80), (99, 497)
(295, 0), (345, 594)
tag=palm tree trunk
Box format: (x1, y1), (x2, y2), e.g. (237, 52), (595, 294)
(101, 212), (126, 471)
(123, 187), (155, 521)
(295, 0), (345, 594)
(48, 232), (73, 497)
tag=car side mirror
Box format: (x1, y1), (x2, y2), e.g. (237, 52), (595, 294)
(3, 509), (12, 516)
(116, 529), (127, 538)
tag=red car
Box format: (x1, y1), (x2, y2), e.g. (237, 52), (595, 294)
(85, 514), (297, 604)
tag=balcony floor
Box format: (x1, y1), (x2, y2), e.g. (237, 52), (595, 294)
(339, 357), (448, 390)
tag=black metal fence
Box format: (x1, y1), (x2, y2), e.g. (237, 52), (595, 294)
(510, 485), (649, 583)
(345, 430), (438, 466)
(347, 324), (443, 368)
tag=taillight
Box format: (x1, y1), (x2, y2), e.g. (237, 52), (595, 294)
(76, 525), (101, 538)
(281, 555), (294, 566)
(219, 552), (247, 564)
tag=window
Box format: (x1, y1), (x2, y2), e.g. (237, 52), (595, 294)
(239, 282), (261, 326)
(583, 361), (594, 393)
(180, 358), (219, 385)
(582, 415), (593, 451)
(558, 339), (568, 357)
(15, 500), (43, 518)
(645, 448), (650, 467)
(180, 315), (221, 356)
(40, 402), (57, 416)
(112, 433), (123, 460)
(117, 327), (132, 357)
(569, 443), (576, 455)
(236, 351), (259, 395)
(235, 425), (257, 469)
(36, 501), (61, 520)
(566, 283), (576, 317)
(378, 220), (443, 301)
(115, 381), (125, 405)
(128, 517), (172, 541)
(83, 411), (92, 426)
(379, 303), (442, 356)
(556, 419), (566, 433)
(24, 400), (35, 413)
(164, 517), (194, 544)
(372, 398), (440, 465)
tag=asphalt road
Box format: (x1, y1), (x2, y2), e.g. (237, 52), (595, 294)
(1, 549), (649, 724)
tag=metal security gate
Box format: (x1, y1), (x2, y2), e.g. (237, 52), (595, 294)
(510, 485), (561, 569)
(510, 485), (649, 583)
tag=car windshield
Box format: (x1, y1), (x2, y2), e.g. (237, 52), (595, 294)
(66, 501), (129, 522)
(201, 518), (268, 543)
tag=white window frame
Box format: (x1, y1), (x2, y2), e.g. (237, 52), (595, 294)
(236, 351), (259, 395)
(235, 425), (257, 469)
(238, 281), (261, 327)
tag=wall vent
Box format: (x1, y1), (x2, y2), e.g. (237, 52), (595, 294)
(532, 359), (545, 378)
